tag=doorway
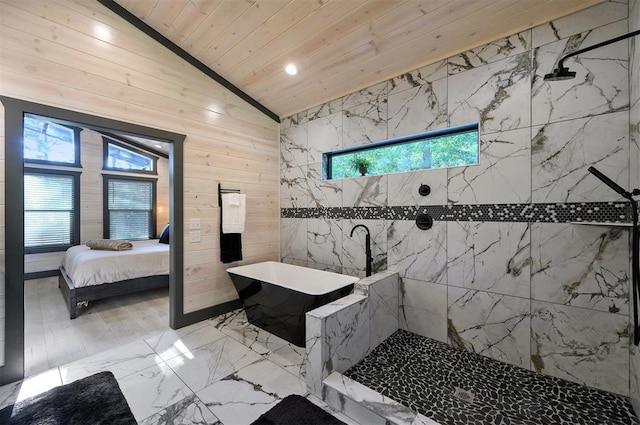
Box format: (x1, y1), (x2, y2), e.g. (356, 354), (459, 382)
(0, 96), (185, 385)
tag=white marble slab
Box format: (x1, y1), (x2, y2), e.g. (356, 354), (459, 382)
(388, 168), (447, 206)
(447, 127), (531, 204)
(308, 98), (343, 122)
(208, 308), (307, 379)
(447, 221), (531, 298)
(119, 363), (194, 422)
(0, 368), (62, 409)
(354, 271), (399, 348)
(307, 112), (342, 165)
(138, 394), (221, 425)
(59, 339), (158, 383)
(388, 60), (447, 96)
(308, 162), (343, 208)
(144, 321), (227, 362)
(630, 343), (640, 416)
(531, 20), (629, 126)
(342, 218), (387, 275)
(531, 223), (630, 314)
(387, 78), (448, 138)
(631, 100), (640, 198)
(323, 372), (422, 425)
(324, 295), (370, 373)
(280, 165), (308, 208)
(343, 101), (388, 148)
(305, 312), (326, 395)
(280, 123), (308, 169)
(631, 0), (640, 106)
(343, 81), (387, 110)
(281, 218), (308, 262)
(342, 175), (388, 207)
(165, 336), (262, 393)
(387, 220), (447, 284)
(531, 111), (629, 203)
(448, 30), (531, 75)
(448, 287), (531, 368)
(197, 358), (306, 425)
(448, 52), (531, 134)
(399, 277), (448, 343)
(531, 1), (629, 48)
(307, 218), (343, 268)
(530, 301), (629, 395)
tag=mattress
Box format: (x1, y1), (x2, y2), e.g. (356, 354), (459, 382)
(62, 239), (170, 288)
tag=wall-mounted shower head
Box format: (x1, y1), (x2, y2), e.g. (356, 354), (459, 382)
(543, 66), (576, 81)
(544, 29), (640, 83)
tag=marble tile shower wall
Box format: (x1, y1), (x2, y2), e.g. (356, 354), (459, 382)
(628, 0), (640, 413)
(280, 1), (635, 396)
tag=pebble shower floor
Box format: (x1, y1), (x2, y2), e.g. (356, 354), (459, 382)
(344, 330), (639, 425)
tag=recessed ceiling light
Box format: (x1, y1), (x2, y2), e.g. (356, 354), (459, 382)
(154, 144), (162, 148)
(285, 64), (297, 75)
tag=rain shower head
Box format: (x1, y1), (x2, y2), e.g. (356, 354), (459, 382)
(543, 66), (576, 81)
(544, 29), (640, 82)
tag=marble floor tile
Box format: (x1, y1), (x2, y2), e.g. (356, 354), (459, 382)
(138, 394), (221, 425)
(165, 336), (262, 393)
(144, 321), (227, 361)
(197, 357), (306, 424)
(209, 309), (307, 378)
(119, 363), (194, 422)
(59, 339), (159, 383)
(0, 368), (62, 409)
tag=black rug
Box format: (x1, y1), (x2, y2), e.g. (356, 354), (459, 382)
(251, 394), (346, 425)
(0, 371), (137, 425)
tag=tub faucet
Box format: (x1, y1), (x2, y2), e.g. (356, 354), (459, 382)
(350, 224), (372, 277)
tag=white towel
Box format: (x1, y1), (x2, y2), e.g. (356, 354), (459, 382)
(222, 193), (246, 234)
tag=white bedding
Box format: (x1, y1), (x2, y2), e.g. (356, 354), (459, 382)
(62, 239), (170, 288)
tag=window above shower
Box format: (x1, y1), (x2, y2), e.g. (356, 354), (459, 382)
(323, 123), (479, 180)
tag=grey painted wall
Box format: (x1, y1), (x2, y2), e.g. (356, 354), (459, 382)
(280, 0), (635, 396)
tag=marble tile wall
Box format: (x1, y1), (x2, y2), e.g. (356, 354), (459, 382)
(628, 0), (640, 412)
(305, 272), (399, 397)
(282, 1), (634, 397)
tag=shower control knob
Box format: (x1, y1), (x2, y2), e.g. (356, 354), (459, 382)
(418, 184), (431, 196)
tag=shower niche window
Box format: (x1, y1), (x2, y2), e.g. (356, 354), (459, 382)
(324, 123), (479, 179)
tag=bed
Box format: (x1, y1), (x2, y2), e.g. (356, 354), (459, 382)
(58, 239), (170, 319)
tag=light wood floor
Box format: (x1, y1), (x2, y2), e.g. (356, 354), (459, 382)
(24, 277), (169, 377)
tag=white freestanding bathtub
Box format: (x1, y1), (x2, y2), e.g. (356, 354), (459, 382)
(227, 261), (359, 346)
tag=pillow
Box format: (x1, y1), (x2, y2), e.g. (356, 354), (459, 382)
(86, 239), (132, 251)
(159, 224), (170, 244)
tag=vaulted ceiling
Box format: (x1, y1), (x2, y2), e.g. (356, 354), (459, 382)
(113, 0), (603, 119)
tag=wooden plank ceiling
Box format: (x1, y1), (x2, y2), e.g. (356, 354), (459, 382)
(114, 0), (603, 119)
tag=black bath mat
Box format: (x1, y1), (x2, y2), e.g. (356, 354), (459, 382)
(0, 371), (136, 425)
(251, 394), (346, 425)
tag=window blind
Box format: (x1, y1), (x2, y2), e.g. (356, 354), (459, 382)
(107, 178), (154, 240)
(24, 172), (76, 248)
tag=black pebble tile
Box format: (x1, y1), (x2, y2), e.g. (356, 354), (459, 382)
(343, 330), (639, 425)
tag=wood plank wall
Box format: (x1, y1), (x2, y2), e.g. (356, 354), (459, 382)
(23, 129), (171, 275)
(0, 0), (280, 331)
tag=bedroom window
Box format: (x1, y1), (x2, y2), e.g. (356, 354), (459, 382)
(24, 168), (80, 253)
(23, 114), (81, 166)
(104, 139), (157, 174)
(104, 175), (156, 240)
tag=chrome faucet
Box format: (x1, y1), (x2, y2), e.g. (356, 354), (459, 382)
(350, 224), (372, 277)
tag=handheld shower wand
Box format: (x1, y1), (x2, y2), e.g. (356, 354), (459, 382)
(588, 167), (640, 345)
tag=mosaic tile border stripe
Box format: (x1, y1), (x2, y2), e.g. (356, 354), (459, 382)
(281, 202), (632, 223)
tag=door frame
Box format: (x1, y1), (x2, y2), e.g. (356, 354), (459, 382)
(0, 96), (185, 385)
